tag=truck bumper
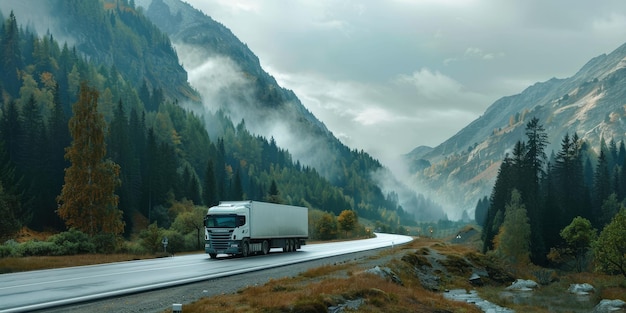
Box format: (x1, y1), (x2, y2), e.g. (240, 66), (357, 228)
(205, 241), (240, 255)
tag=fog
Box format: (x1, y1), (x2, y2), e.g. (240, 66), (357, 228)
(0, 1), (76, 48)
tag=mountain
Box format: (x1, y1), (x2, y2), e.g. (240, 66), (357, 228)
(0, 0), (447, 240)
(135, 0), (447, 222)
(408, 41), (626, 217)
(136, 0), (331, 166)
(0, 0), (198, 104)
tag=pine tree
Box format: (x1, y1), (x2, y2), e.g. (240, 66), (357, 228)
(0, 140), (24, 238)
(1, 11), (23, 97)
(266, 179), (283, 204)
(552, 133), (587, 240)
(57, 83), (124, 236)
(474, 196), (489, 226)
(482, 156), (515, 252)
(523, 117), (549, 264)
(108, 100), (134, 235)
(203, 160), (217, 206)
(592, 149), (612, 228)
(44, 83), (70, 230)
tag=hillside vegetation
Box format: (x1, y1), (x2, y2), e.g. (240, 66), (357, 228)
(0, 0), (421, 251)
(171, 237), (626, 313)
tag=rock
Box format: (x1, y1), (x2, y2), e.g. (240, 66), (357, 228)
(417, 271), (441, 291)
(469, 273), (483, 286)
(591, 299), (626, 313)
(568, 283), (595, 295)
(505, 279), (538, 291)
(443, 289), (514, 313)
(328, 298), (364, 313)
(364, 266), (403, 285)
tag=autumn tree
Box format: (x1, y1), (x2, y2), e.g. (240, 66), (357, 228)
(57, 82), (124, 236)
(315, 212), (338, 240)
(338, 209), (357, 237)
(493, 189), (531, 265)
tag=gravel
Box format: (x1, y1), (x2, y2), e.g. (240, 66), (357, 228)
(35, 248), (390, 313)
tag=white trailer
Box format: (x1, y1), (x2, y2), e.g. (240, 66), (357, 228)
(204, 201), (308, 259)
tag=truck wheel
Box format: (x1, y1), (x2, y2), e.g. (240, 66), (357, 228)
(209, 253), (217, 259)
(242, 240), (250, 257)
(262, 240), (270, 255)
(287, 239), (294, 252)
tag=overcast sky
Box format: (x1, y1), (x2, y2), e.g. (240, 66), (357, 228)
(185, 0), (626, 162)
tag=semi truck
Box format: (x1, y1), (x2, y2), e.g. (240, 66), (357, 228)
(204, 201), (308, 259)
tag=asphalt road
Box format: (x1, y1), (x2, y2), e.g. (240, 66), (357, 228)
(0, 233), (412, 313)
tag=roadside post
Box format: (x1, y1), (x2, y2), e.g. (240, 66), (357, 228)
(162, 236), (168, 253)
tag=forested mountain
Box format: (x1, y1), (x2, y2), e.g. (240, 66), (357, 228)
(408, 41), (626, 217)
(0, 0), (442, 240)
(134, 0), (447, 221)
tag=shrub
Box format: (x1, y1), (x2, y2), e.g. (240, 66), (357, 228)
(92, 233), (118, 254)
(140, 222), (164, 253)
(0, 240), (19, 257)
(119, 241), (148, 254)
(17, 240), (58, 256)
(161, 229), (185, 254)
(0, 244), (14, 258)
(48, 229), (95, 255)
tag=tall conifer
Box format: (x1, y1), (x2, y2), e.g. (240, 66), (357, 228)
(57, 83), (123, 236)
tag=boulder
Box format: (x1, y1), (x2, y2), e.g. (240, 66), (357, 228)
(591, 299), (626, 313)
(469, 273), (483, 286)
(505, 279), (538, 291)
(364, 266), (403, 285)
(568, 283), (595, 295)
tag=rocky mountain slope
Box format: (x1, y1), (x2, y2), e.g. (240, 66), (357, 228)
(408, 42), (626, 216)
(136, 0), (335, 170)
(136, 0), (447, 221)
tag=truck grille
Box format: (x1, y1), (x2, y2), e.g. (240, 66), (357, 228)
(209, 231), (232, 250)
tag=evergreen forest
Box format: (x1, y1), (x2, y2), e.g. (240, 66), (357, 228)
(477, 117), (626, 273)
(0, 1), (419, 247)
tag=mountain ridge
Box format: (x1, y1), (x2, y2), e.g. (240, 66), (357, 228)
(409, 40), (626, 217)
(137, 0), (447, 221)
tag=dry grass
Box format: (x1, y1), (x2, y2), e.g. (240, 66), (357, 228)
(171, 238), (485, 313)
(0, 253), (161, 273)
(173, 237), (626, 313)
(180, 268), (482, 313)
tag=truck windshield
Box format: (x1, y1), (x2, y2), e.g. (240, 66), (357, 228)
(205, 215), (239, 228)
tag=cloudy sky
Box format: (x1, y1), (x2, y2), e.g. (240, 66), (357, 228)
(185, 0), (626, 162)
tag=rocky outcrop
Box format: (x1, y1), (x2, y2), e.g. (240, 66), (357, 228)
(568, 283), (595, 295)
(591, 299), (626, 313)
(505, 279), (538, 291)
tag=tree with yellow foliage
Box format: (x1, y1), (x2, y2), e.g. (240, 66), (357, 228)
(493, 189), (531, 265)
(338, 209), (358, 237)
(57, 82), (124, 236)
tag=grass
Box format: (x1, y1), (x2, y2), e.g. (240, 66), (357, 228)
(166, 237), (626, 313)
(0, 253), (167, 273)
(180, 266), (482, 313)
(167, 238), (489, 313)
